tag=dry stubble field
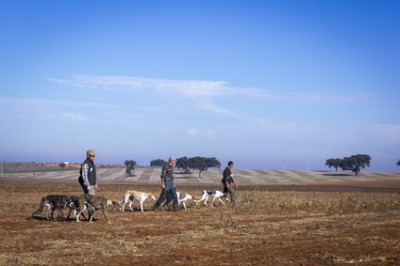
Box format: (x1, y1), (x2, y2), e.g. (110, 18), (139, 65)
(1, 176), (400, 266)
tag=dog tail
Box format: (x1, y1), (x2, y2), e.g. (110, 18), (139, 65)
(31, 196), (47, 217)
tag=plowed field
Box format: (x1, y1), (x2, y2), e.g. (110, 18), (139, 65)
(1, 177), (400, 265)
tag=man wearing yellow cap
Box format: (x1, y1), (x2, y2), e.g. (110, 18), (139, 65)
(78, 149), (98, 195)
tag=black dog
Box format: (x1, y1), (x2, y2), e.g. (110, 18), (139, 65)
(30, 194), (70, 220)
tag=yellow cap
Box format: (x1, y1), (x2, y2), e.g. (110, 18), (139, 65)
(87, 149), (96, 156)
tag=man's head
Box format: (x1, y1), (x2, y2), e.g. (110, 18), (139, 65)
(87, 149), (96, 160)
(169, 156), (176, 165)
(228, 161), (234, 169)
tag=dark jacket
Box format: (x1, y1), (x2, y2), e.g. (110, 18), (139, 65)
(79, 158), (97, 186)
(222, 167), (233, 184)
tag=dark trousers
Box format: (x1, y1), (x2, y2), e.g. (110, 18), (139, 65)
(154, 181), (178, 208)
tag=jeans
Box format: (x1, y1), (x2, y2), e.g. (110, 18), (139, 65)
(154, 181), (178, 209)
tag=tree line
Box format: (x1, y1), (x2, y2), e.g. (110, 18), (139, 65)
(150, 156), (221, 178)
(123, 155), (400, 177)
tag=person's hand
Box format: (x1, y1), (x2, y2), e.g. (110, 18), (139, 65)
(234, 183), (238, 188)
(95, 184), (99, 191)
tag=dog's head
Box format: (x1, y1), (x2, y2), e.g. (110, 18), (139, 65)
(107, 200), (121, 210)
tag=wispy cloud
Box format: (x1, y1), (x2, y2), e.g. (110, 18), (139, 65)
(49, 75), (241, 116)
(0, 96), (117, 122)
(0, 96), (118, 109)
(58, 112), (88, 121)
(47, 75), (382, 119)
(49, 75), (381, 104)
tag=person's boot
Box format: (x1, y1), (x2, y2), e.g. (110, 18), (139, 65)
(152, 204), (160, 212)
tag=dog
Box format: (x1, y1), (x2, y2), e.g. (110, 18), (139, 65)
(178, 192), (193, 210)
(163, 191), (193, 210)
(66, 195), (88, 221)
(30, 194), (70, 220)
(75, 194), (120, 223)
(195, 190), (226, 207)
(121, 190), (156, 212)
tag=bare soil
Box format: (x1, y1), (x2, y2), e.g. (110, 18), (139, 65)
(1, 177), (400, 265)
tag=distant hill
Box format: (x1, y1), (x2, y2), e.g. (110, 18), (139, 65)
(2, 167), (399, 189)
(1, 162), (121, 173)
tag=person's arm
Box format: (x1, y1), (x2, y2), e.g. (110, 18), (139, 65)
(160, 165), (166, 188)
(82, 163), (90, 188)
(223, 168), (230, 187)
(233, 179), (238, 188)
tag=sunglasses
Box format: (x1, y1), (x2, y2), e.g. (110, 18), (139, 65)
(89, 155), (95, 157)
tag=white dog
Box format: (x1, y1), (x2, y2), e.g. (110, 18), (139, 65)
(162, 191), (193, 211)
(179, 192), (193, 210)
(121, 190), (156, 212)
(195, 190), (226, 207)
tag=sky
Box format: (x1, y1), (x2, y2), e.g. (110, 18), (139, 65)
(0, 0), (399, 171)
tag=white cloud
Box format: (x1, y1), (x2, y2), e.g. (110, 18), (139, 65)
(49, 75), (381, 105)
(186, 127), (217, 140)
(47, 75), (384, 122)
(186, 127), (198, 136)
(59, 112), (88, 121)
(0, 96), (117, 109)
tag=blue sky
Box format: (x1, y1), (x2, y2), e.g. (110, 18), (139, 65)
(0, 0), (399, 171)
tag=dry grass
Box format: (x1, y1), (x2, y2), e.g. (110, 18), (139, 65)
(0, 178), (400, 265)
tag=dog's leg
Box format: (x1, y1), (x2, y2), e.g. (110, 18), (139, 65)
(56, 208), (65, 221)
(211, 196), (217, 207)
(100, 204), (110, 224)
(89, 211), (95, 223)
(67, 204), (73, 220)
(46, 208), (56, 221)
(129, 199), (135, 212)
(121, 194), (128, 212)
(218, 197), (226, 206)
(140, 200), (144, 212)
(69, 209), (76, 220)
(45, 202), (53, 220)
(204, 195), (209, 207)
(76, 205), (87, 222)
(182, 201), (187, 211)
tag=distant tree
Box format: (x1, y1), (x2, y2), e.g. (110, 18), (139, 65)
(150, 159), (166, 167)
(326, 154), (371, 175)
(176, 157), (190, 170)
(189, 157), (208, 178)
(325, 158), (342, 171)
(397, 160), (400, 166)
(177, 156), (221, 178)
(124, 160), (136, 176)
(341, 154), (371, 176)
(59, 162), (66, 168)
